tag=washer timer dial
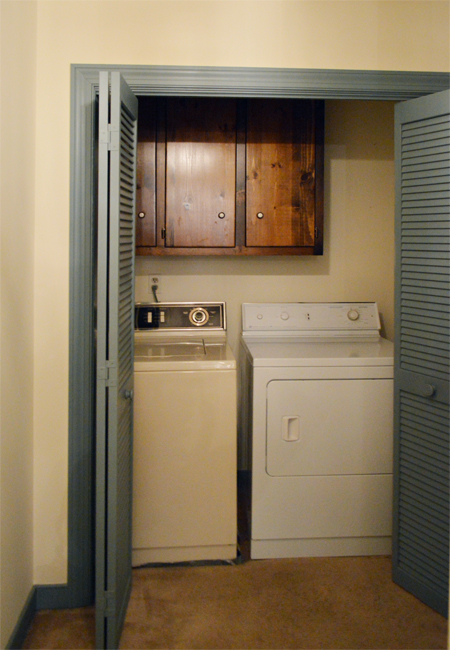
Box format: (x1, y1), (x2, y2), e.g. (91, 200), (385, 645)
(189, 307), (210, 326)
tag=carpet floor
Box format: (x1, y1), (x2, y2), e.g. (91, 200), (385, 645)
(23, 555), (447, 650)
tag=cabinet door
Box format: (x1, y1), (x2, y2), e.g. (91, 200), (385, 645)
(135, 97), (157, 247)
(246, 99), (318, 247)
(165, 97), (236, 247)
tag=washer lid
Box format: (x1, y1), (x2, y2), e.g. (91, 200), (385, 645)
(242, 337), (394, 367)
(134, 339), (236, 371)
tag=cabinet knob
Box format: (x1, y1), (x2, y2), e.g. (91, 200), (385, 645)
(257, 212), (264, 219)
(138, 212), (145, 219)
(218, 212), (226, 219)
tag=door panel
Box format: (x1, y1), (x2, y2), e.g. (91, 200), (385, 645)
(135, 97), (157, 247)
(267, 379), (393, 477)
(96, 71), (138, 649)
(132, 369), (237, 560)
(394, 89), (449, 617)
(246, 99), (317, 247)
(165, 97), (237, 247)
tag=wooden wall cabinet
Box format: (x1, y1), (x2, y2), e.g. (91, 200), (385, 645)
(136, 97), (324, 256)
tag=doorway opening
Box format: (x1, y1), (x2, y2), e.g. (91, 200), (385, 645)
(65, 64), (449, 609)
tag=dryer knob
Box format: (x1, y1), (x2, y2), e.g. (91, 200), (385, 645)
(280, 312), (290, 321)
(347, 309), (360, 321)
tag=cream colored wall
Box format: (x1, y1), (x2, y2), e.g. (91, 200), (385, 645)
(0, 1), (37, 645)
(32, 0), (449, 586)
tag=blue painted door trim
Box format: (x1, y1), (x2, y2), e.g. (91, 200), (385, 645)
(66, 65), (450, 615)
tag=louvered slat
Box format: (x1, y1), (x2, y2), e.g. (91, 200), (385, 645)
(111, 94), (136, 647)
(115, 98), (136, 629)
(96, 72), (138, 650)
(397, 392), (450, 597)
(399, 108), (449, 378)
(394, 91), (449, 617)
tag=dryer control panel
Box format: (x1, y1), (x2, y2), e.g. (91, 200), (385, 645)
(242, 302), (381, 335)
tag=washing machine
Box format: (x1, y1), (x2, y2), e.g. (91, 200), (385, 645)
(239, 302), (394, 560)
(133, 302), (237, 566)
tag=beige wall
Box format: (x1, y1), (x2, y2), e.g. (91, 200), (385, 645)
(33, 0), (450, 71)
(1, 0), (448, 631)
(1, 1), (37, 645)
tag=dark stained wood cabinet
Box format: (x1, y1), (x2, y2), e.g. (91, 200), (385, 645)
(136, 98), (157, 247)
(135, 97), (324, 256)
(165, 98), (237, 248)
(246, 99), (318, 248)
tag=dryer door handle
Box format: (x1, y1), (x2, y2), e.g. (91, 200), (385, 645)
(282, 416), (300, 442)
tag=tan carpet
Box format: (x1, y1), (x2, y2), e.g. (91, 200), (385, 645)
(23, 556), (447, 650)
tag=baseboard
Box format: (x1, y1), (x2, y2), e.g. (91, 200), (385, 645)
(6, 587), (37, 650)
(37, 583), (76, 610)
(6, 583), (76, 649)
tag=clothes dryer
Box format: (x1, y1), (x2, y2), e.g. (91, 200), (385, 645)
(133, 302), (237, 566)
(240, 302), (394, 559)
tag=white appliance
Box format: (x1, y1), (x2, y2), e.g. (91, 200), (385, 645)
(133, 302), (237, 566)
(239, 302), (394, 560)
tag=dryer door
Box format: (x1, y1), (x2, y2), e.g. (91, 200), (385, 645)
(266, 378), (393, 477)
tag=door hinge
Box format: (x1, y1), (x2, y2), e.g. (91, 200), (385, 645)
(99, 125), (110, 146)
(97, 362), (118, 387)
(100, 124), (119, 151)
(99, 590), (116, 617)
(109, 126), (119, 151)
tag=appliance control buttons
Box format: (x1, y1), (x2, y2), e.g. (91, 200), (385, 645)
(189, 307), (209, 326)
(280, 312), (290, 321)
(257, 314), (263, 320)
(347, 309), (360, 321)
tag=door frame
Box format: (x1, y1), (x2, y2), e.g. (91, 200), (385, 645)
(62, 65), (450, 608)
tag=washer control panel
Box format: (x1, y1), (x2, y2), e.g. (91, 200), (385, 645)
(242, 302), (381, 333)
(135, 302), (225, 331)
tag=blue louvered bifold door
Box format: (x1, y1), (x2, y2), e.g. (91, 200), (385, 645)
(393, 89), (449, 617)
(96, 71), (138, 649)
